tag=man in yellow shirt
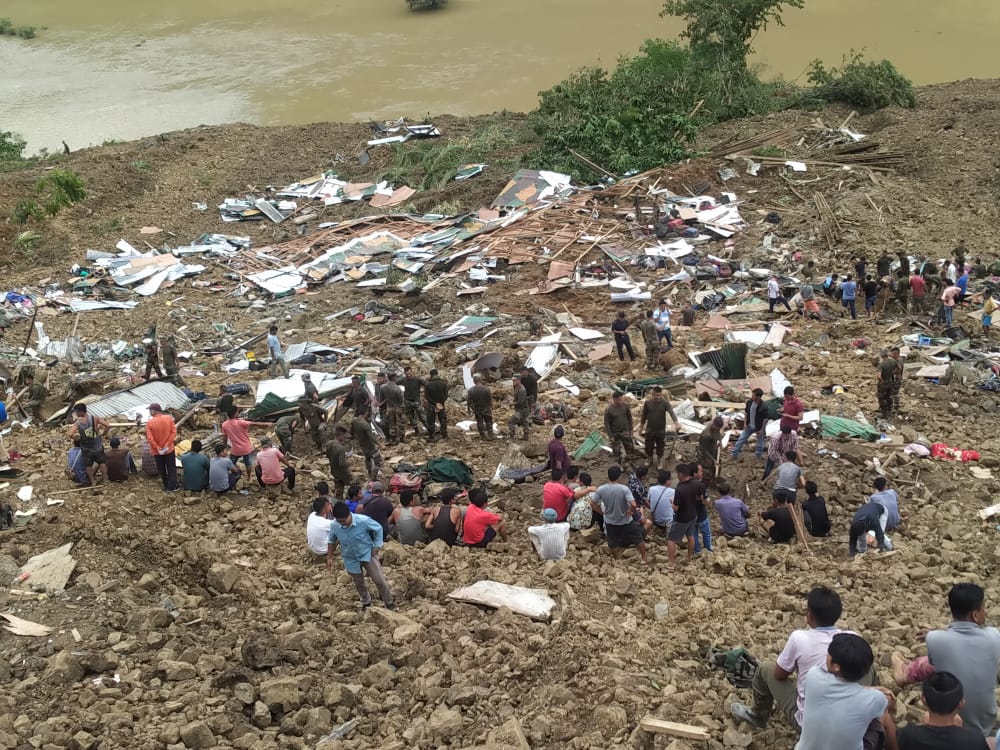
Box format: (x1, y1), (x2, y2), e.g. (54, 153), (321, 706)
(983, 289), (997, 339)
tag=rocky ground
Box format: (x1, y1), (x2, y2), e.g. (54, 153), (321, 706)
(1, 80), (1000, 750)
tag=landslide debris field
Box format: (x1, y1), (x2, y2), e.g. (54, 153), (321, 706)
(2, 81), (1000, 750)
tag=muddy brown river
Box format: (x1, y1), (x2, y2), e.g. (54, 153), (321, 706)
(3, 0), (999, 151)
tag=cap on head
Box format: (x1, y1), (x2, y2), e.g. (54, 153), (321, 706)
(513, 374), (521, 381)
(148, 403), (162, 413)
(541, 508), (558, 522)
(301, 374), (310, 380)
(473, 373), (482, 380)
(142, 338), (153, 344)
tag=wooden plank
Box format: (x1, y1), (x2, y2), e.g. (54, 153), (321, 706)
(638, 717), (710, 740)
(788, 503), (813, 555)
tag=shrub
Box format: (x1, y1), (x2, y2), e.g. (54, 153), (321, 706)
(807, 52), (916, 109)
(12, 199), (44, 224)
(0, 130), (26, 161)
(37, 169), (87, 216)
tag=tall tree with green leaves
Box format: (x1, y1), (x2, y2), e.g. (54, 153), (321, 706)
(661, 0), (804, 102)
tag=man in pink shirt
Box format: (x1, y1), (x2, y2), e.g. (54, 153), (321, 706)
(220, 415), (272, 482)
(940, 284), (961, 327)
(909, 273), (927, 313)
(254, 438), (296, 493)
(731, 586), (870, 731)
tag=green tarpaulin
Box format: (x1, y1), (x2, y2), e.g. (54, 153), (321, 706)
(246, 393), (298, 421)
(421, 457), (473, 485)
(819, 415), (879, 441)
(573, 430), (606, 460)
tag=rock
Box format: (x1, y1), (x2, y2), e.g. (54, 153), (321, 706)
(251, 701), (271, 729)
(158, 660), (198, 681)
(234, 682), (256, 705)
(206, 563), (240, 593)
(259, 677), (301, 713)
(45, 650), (84, 683)
(426, 706), (463, 737)
(723, 727), (753, 747)
(241, 632), (281, 670)
(593, 705), (627, 733)
(179, 720), (216, 749)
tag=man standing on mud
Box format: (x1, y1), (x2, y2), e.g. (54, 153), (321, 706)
(509, 374), (531, 440)
(381, 372), (404, 444)
(424, 368), (449, 441)
(325, 425), (354, 498)
(467, 373), (494, 440)
(146, 403), (179, 492)
(67, 403), (109, 486)
(605, 391), (639, 467)
(639, 386), (678, 470)
(640, 310), (660, 369)
(401, 366), (427, 439)
(697, 416), (724, 485)
(301, 373), (319, 403)
(267, 325), (290, 379)
(520, 366), (539, 412)
(298, 398), (327, 450)
(876, 347), (902, 420)
(143, 336), (163, 381)
(161, 336), (184, 386)
(351, 412), (383, 480)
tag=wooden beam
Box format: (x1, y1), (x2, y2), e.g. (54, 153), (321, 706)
(638, 717), (710, 741)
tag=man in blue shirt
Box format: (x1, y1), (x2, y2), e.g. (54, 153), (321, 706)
(956, 269), (969, 305)
(326, 501), (395, 609)
(266, 324), (290, 378)
(66, 438), (87, 485)
(840, 274), (858, 319)
(869, 476), (901, 532)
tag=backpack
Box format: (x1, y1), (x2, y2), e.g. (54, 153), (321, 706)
(708, 647), (759, 689)
(568, 492), (593, 530)
(389, 472), (423, 495)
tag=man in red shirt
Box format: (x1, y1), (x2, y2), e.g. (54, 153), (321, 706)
(254, 438), (296, 493)
(779, 386), (803, 433)
(542, 468), (596, 522)
(221, 414), (272, 482)
(909, 273), (927, 313)
(463, 487), (508, 548)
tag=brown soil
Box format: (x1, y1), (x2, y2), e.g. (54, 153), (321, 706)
(1, 81), (1000, 750)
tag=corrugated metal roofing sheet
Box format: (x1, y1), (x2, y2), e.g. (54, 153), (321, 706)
(85, 381), (191, 420)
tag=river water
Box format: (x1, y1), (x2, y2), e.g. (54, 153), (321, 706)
(2, 0), (999, 151)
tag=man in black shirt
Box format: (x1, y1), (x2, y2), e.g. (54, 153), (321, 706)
(357, 481), (394, 539)
(217, 385), (236, 428)
(761, 498), (796, 544)
(611, 312), (637, 361)
(668, 463), (701, 569)
(519, 366), (539, 410)
(896, 671), (990, 750)
(802, 481), (831, 537)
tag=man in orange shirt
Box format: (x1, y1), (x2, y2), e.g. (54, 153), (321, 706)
(146, 403), (179, 492)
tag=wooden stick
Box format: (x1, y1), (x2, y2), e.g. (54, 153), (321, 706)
(638, 717), (710, 740)
(47, 484), (103, 496)
(788, 502), (813, 555)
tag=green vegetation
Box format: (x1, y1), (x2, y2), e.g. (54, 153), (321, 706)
(130, 159), (151, 171)
(808, 52), (917, 109)
(381, 123), (523, 190)
(11, 169), (86, 224)
(0, 18), (38, 39)
(526, 0), (914, 180)
(13, 230), (41, 253)
(0, 130), (26, 161)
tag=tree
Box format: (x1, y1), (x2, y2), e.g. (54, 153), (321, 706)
(661, 0), (804, 101)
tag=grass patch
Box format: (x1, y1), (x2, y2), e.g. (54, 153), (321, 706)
(130, 159), (151, 172)
(381, 123), (526, 191)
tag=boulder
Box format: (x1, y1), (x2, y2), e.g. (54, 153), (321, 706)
(259, 677), (301, 713)
(179, 720), (216, 749)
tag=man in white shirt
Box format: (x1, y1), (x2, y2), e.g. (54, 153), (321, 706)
(732, 586), (863, 730)
(527, 508), (570, 561)
(306, 496), (333, 557)
(768, 276), (792, 313)
(654, 299), (673, 350)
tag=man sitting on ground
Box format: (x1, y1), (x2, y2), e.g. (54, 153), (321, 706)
(892, 583), (1000, 738)
(105, 437), (137, 483)
(896, 671), (992, 750)
(761, 497), (797, 544)
(802, 481), (831, 537)
(389, 490), (426, 545)
(306, 496), (333, 558)
(180, 439), (210, 492)
(527, 508), (570, 561)
(254, 438), (296, 495)
(209, 444), (242, 494)
(463, 487), (508, 548)
(543, 467), (597, 523)
(358, 481), (395, 539)
(732, 586), (857, 732)
(796, 634), (896, 750)
(715, 480), (750, 536)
